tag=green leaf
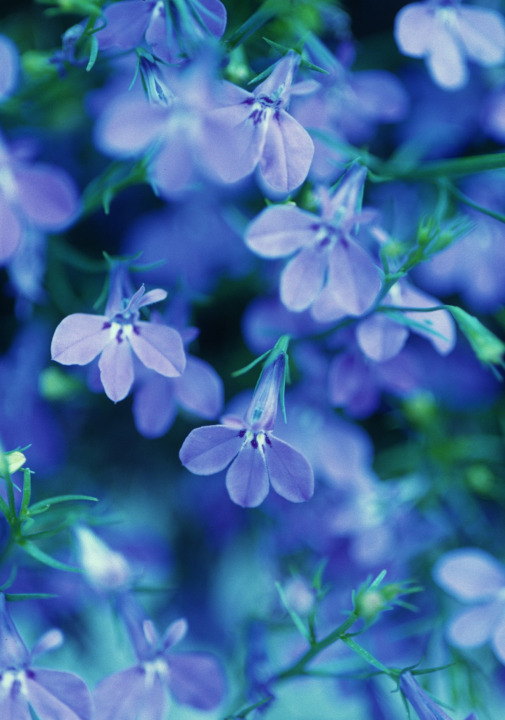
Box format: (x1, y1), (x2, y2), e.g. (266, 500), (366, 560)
(21, 541), (81, 573)
(275, 581), (311, 641)
(27, 494), (98, 517)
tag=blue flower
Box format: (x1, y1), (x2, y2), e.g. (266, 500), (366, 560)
(0, 594), (92, 720)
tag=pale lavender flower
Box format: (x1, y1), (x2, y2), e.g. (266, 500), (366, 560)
(400, 671), (477, 720)
(200, 51), (315, 193)
(245, 165), (382, 322)
(0, 135), (79, 265)
(97, 0), (227, 64)
(93, 594), (226, 720)
(51, 264), (185, 403)
(74, 525), (133, 593)
(394, 0), (505, 90)
(356, 280), (456, 362)
(433, 548), (505, 664)
(179, 343), (314, 508)
(0, 594), (92, 720)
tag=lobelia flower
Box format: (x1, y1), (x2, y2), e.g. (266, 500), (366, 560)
(433, 547), (505, 664)
(0, 593), (92, 720)
(93, 593), (226, 720)
(394, 0), (505, 90)
(51, 263), (186, 403)
(200, 50), (315, 193)
(74, 525), (133, 594)
(96, 0), (227, 64)
(245, 164), (382, 322)
(179, 337), (314, 507)
(400, 671), (477, 720)
(0, 134), (79, 265)
(355, 280), (456, 362)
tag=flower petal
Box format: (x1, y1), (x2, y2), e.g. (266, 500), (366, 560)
(447, 603), (501, 648)
(266, 436), (314, 503)
(280, 246), (328, 311)
(98, 338), (134, 402)
(225, 443), (270, 507)
(457, 7), (505, 65)
(356, 313), (409, 362)
(93, 667), (158, 720)
(174, 356), (223, 419)
(166, 653), (226, 710)
(427, 24), (467, 90)
(27, 669), (92, 720)
(133, 373), (178, 438)
(433, 548), (505, 602)
(179, 425), (243, 474)
(259, 111), (314, 193)
(51, 314), (110, 365)
(0, 192), (22, 264)
(129, 322), (186, 377)
(245, 205), (317, 258)
(394, 4), (434, 57)
(14, 164), (79, 230)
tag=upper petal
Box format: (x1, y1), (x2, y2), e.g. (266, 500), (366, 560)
(245, 204), (317, 258)
(51, 314), (110, 365)
(129, 322), (186, 377)
(266, 435), (314, 503)
(179, 425), (243, 474)
(433, 548), (505, 602)
(225, 442), (270, 507)
(457, 7), (505, 65)
(259, 111), (314, 193)
(394, 4), (434, 57)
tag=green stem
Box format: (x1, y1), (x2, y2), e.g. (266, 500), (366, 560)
(382, 152), (505, 181)
(444, 181), (505, 225)
(275, 612), (359, 681)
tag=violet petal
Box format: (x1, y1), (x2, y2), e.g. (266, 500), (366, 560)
(245, 205), (316, 258)
(179, 425), (243, 474)
(129, 322), (186, 377)
(225, 443), (270, 507)
(280, 246), (327, 312)
(259, 111), (314, 193)
(98, 338), (134, 402)
(166, 652), (226, 710)
(266, 436), (314, 503)
(51, 314), (110, 365)
(27, 669), (92, 720)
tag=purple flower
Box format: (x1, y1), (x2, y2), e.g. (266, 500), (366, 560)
(200, 51), (314, 193)
(400, 671), (476, 720)
(0, 135), (79, 265)
(0, 594), (92, 720)
(355, 280), (456, 362)
(433, 548), (505, 664)
(93, 594), (226, 720)
(51, 264), (186, 403)
(245, 165), (382, 322)
(97, 0), (227, 64)
(394, 0), (505, 90)
(179, 340), (314, 507)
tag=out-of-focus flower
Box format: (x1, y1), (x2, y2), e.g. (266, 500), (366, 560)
(200, 51), (314, 193)
(433, 547), (505, 663)
(394, 0), (505, 90)
(0, 594), (92, 720)
(245, 164), (382, 322)
(93, 593), (226, 720)
(96, 0), (227, 63)
(400, 670), (477, 720)
(51, 264), (186, 403)
(180, 340), (314, 507)
(74, 525), (133, 593)
(0, 35), (19, 100)
(0, 135), (79, 265)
